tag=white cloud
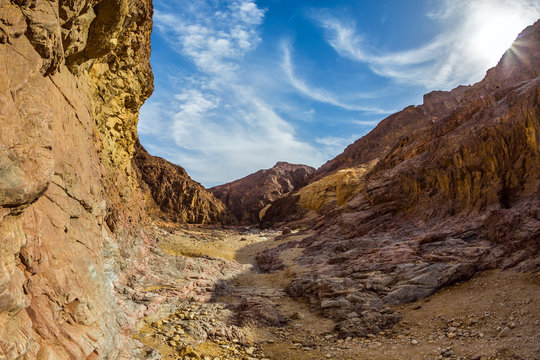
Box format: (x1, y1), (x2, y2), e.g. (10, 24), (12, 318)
(144, 1), (330, 186)
(315, 134), (361, 156)
(154, 1), (264, 77)
(349, 119), (381, 127)
(280, 42), (392, 114)
(314, 0), (540, 89)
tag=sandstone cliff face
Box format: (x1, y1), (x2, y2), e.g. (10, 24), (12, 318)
(263, 78), (469, 227)
(0, 0), (154, 358)
(259, 21), (540, 337)
(133, 140), (235, 224)
(314, 86), (470, 182)
(210, 162), (315, 225)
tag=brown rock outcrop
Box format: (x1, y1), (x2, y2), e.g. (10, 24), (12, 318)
(210, 162), (315, 224)
(259, 20), (540, 338)
(314, 86), (470, 181)
(263, 81), (469, 227)
(133, 140), (235, 224)
(0, 0), (156, 358)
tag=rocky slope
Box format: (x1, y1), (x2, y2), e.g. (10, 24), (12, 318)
(258, 20), (540, 337)
(1, 1), (538, 358)
(133, 140), (235, 224)
(211, 162), (315, 224)
(315, 86), (470, 181)
(0, 0), (160, 358)
(263, 85), (470, 227)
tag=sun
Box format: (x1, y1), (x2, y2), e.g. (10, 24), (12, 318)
(470, 11), (530, 67)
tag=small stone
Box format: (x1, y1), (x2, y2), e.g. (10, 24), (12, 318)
(245, 347), (255, 355)
(498, 327), (511, 338)
(447, 333), (456, 339)
(291, 312), (304, 320)
(450, 321), (461, 327)
(509, 322), (516, 329)
(441, 349), (454, 357)
(325, 354), (332, 359)
(411, 339), (419, 345)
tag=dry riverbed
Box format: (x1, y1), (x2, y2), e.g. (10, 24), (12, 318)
(132, 224), (540, 360)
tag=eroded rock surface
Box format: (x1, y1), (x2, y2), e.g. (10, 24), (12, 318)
(262, 87), (469, 227)
(211, 161), (315, 224)
(258, 20), (540, 338)
(133, 140), (236, 224)
(0, 0), (156, 358)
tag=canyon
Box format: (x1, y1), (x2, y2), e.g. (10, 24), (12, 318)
(0, 1), (538, 360)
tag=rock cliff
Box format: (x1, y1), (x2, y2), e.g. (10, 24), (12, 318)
(314, 86), (470, 181)
(263, 82), (470, 227)
(258, 20), (540, 337)
(133, 140), (235, 224)
(210, 162), (315, 225)
(1, 1), (539, 357)
(0, 0), (155, 358)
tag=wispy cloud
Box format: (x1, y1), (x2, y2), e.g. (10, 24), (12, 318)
(315, 134), (361, 155)
(313, 0), (540, 89)
(140, 1), (330, 186)
(280, 42), (392, 114)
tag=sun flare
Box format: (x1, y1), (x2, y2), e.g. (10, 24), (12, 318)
(470, 10), (531, 67)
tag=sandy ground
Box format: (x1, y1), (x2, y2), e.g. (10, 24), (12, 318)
(135, 225), (540, 360)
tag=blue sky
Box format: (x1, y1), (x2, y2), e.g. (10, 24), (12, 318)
(138, 0), (540, 187)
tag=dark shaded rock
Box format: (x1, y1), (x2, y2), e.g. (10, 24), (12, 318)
(133, 140), (236, 224)
(335, 310), (401, 338)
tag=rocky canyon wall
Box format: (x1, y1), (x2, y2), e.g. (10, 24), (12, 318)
(133, 140), (236, 224)
(257, 20), (540, 337)
(210, 162), (315, 225)
(0, 0), (155, 358)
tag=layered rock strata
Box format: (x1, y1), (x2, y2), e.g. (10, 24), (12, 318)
(133, 140), (235, 224)
(263, 87), (470, 227)
(259, 21), (540, 337)
(0, 0), (155, 358)
(211, 162), (315, 224)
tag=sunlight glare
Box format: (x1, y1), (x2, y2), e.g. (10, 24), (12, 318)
(470, 11), (527, 67)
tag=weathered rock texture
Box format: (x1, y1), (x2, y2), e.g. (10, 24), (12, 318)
(211, 162), (315, 224)
(263, 86), (470, 227)
(0, 0), (156, 358)
(315, 87), (470, 181)
(259, 21), (540, 337)
(133, 140), (235, 224)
